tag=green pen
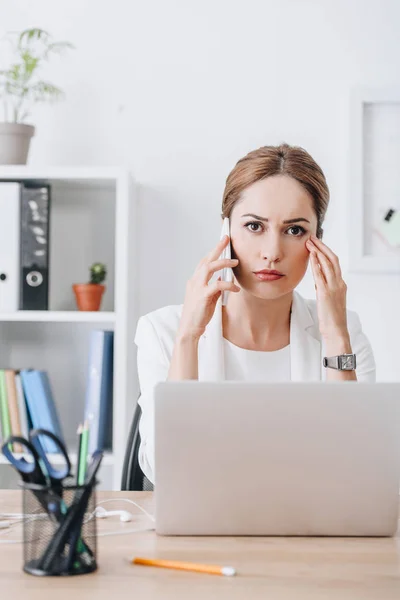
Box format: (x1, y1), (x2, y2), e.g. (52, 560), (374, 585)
(78, 422), (90, 485)
(74, 421), (91, 569)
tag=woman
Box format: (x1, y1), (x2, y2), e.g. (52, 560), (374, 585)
(134, 143), (376, 484)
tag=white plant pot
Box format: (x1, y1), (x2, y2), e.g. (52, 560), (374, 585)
(0, 122), (35, 165)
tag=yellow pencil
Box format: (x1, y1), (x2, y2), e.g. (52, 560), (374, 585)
(132, 557), (236, 576)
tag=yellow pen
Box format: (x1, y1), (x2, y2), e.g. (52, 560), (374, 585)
(131, 556), (236, 576)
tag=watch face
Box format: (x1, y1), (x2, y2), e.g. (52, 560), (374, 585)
(341, 355), (355, 369)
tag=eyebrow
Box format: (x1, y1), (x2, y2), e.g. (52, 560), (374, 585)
(241, 213), (311, 225)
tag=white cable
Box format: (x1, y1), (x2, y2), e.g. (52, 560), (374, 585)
(1, 498), (155, 525)
(0, 514), (50, 544)
(0, 519), (22, 533)
(0, 497), (155, 544)
(92, 497), (155, 522)
(0, 512), (48, 537)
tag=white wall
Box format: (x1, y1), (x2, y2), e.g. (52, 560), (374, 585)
(1, 0), (399, 381)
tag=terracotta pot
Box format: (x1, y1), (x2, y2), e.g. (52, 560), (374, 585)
(72, 284), (105, 311)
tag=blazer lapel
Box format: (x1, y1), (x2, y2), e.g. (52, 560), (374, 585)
(198, 296), (225, 381)
(290, 291), (322, 382)
(198, 291), (323, 382)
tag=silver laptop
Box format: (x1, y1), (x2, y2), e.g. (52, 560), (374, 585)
(154, 381), (400, 536)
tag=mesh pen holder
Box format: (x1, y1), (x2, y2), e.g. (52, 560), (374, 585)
(21, 480), (98, 576)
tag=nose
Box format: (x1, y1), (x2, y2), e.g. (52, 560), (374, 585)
(261, 231), (283, 264)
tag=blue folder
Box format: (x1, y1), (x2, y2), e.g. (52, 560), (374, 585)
(84, 330), (114, 454)
(20, 370), (65, 453)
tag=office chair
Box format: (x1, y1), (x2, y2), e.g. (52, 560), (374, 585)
(121, 399), (154, 491)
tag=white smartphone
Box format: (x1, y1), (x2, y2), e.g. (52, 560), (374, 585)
(219, 217), (233, 306)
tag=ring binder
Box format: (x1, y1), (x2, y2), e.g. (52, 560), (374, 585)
(20, 183), (51, 311)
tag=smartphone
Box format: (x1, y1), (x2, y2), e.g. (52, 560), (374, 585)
(219, 217), (233, 306)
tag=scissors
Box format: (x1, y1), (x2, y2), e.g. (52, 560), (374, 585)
(2, 428), (72, 520)
(2, 428), (71, 492)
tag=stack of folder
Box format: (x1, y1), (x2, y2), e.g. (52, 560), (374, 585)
(0, 369), (64, 452)
(0, 330), (114, 457)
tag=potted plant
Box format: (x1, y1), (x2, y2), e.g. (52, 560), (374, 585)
(73, 263), (107, 312)
(0, 28), (74, 164)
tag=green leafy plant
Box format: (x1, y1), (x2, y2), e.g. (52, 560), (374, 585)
(0, 28), (74, 123)
(89, 263), (107, 285)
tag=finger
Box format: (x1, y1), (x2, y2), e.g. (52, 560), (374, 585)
(309, 236), (342, 278)
(309, 250), (326, 288)
(198, 259), (238, 285)
(207, 235), (231, 262)
(310, 246), (335, 287)
(197, 235), (230, 269)
(205, 258), (238, 281)
(206, 280), (240, 298)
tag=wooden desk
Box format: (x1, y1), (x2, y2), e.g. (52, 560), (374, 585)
(0, 490), (400, 599)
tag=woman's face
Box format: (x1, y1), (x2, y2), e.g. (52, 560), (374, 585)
(229, 175), (318, 300)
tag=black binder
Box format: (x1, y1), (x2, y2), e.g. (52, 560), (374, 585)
(20, 183), (51, 311)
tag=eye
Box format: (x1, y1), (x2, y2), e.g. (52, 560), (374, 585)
(286, 225), (306, 237)
(245, 221), (263, 233)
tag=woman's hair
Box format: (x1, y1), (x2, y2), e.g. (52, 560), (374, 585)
(221, 143), (329, 239)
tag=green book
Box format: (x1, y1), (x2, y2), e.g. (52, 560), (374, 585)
(0, 370), (11, 441)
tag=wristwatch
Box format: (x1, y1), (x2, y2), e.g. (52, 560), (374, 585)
(323, 353), (356, 370)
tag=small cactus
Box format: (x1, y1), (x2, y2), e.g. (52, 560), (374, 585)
(89, 262), (107, 285)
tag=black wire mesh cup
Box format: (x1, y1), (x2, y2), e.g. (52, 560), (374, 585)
(21, 480), (98, 576)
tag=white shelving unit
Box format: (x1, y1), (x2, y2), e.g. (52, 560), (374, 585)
(0, 166), (139, 490)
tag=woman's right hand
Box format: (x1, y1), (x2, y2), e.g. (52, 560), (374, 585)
(177, 235), (240, 341)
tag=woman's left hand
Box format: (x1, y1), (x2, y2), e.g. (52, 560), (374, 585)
(305, 235), (349, 340)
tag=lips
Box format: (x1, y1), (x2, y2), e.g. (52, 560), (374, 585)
(254, 270), (284, 276)
(253, 269), (285, 282)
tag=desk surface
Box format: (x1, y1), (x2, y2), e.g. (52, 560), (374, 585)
(0, 490), (399, 600)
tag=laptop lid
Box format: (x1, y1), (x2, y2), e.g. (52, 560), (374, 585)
(154, 382), (400, 536)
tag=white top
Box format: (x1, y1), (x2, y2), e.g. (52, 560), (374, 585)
(223, 337), (291, 381)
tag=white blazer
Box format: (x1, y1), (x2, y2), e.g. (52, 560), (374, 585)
(134, 290), (376, 483)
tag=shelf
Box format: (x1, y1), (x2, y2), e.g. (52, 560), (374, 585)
(0, 451), (114, 466)
(0, 311), (116, 323)
(0, 165), (127, 182)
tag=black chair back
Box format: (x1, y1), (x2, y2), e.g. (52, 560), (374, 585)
(121, 400), (154, 491)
